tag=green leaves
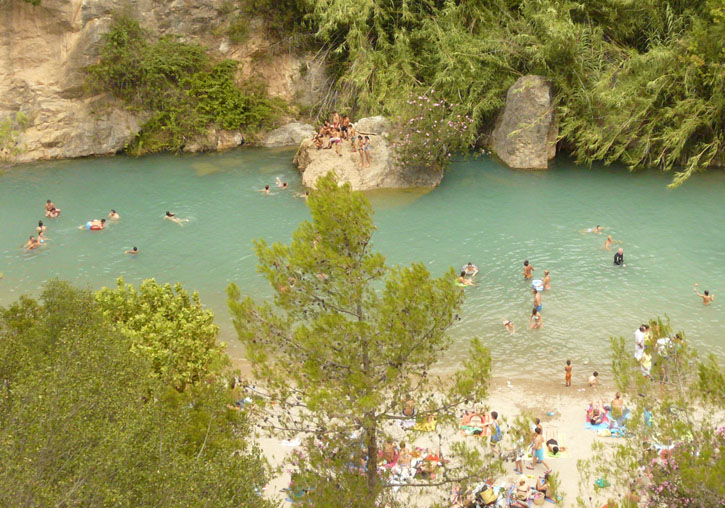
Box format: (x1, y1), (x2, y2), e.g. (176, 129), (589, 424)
(228, 172), (493, 504)
(96, 278), (226, 391)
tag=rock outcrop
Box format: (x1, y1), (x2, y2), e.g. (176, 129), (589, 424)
(491, 75), (557, 170)
(260, 122), (315, 147)
(0, 0), (329, 163)
(353, 116), (392, 136)
(184, 129), (244, 153)
(293, 118), (443, 191)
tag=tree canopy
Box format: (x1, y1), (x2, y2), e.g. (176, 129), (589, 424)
(228, 173), (494, 506)
(0, 280), (272, 508)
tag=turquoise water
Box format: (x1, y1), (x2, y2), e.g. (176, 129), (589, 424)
(1, 149), (723, 379)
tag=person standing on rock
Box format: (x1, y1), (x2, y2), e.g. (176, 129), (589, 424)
(363, 136), (371, 167)
(356, 136), (365, 166)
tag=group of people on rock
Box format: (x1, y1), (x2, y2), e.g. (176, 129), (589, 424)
(312, 111), (372, 167)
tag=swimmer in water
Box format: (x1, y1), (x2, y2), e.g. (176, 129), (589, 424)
(458, 270), (475, 286)
(36, 220), (46, 235)
(579, 225), (603, 234)
(297, 191), (310, 200)
(124, 246), (139, 255)
(533, 288), (542, 312)
(693, 284), (714, 305)
(461, 262), (479, 278)
(275, 178), (289, 190)
(522, 260), (534, 279)
(529, 307), (543, 329)
(164, 211), (189, 226)
(78, 219), (106, 230)
(614, 248), (625, 266)
(45, 200), (61, 218)
(24, 235), (40, 250)
(37, 230), (49, 244)
(503, 320), (516, 335)
(543, 270), (551, 290)
(258, 185), (271, 195)
(602, 235), (622, 251)
(108, 209), (120, 220)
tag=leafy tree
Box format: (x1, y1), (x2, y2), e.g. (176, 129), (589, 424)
(96, 277), (227, 391)
(228, 173), (494, 506)
(577, 317), (725, 507)
(0, 280), (271, 508)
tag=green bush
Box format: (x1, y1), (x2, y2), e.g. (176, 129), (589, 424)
(88, 14), (282, 154)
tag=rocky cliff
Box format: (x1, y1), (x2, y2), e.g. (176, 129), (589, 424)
(0, 0), (327, 163)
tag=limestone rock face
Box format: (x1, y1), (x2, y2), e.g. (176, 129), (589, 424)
(492, 75), (557, 170)
(183, 129), (244, 153)
(293, 131), (443, 191)
(0, 0), (330, 163)
(354, 116), (392, 136)
(260, 122), (315, 147)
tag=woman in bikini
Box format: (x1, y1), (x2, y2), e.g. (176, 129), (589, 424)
(529, 308), (543, 329)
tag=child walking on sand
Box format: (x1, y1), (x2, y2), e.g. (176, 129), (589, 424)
(565, 360), (572, 387)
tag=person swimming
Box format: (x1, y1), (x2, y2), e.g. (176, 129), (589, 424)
(36, 220), (46, 234)
(297, 191), (310, 200)
(24, 235), (40, 250)
(78, 219), (106, 230)
(503, 320), (516, 335)
(108, 209), (120, 220)
(124, 246), (139, 255)
(461, 262), (479, 277)
(458, 270), (475, 286)
(614, 248), (624, 266)
(580, 225), (603, 234)
(45, 200), (60, 218)
(603, 235), (622, 251)
(258, 185), (271, 195)
(164, 211), (190, 226)
(693, 283), (714, 305)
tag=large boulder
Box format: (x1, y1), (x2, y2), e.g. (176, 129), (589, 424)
(293, 132), (443, 191)
(183, 128), (244, 152)
(260, 122), (315, 147)
(491, 75), (557, 169)
(354, 116), (392, 136)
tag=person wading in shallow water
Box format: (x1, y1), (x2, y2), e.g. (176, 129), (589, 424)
(614, 248), (624, 266)
(693, 283), (714, 305)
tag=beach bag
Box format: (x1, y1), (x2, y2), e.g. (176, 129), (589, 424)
(476, 486), (498, 504)
(533, 493), (545, 505)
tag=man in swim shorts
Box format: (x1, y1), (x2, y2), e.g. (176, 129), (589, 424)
(532, 288), (542, 312)
(528, 427), (551, 472)
(693, 284), (714, 305)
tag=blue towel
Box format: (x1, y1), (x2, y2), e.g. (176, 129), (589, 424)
(584, 421), (610, 431)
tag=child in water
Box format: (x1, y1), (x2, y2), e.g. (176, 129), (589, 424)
(522, 260), (534, 279)
(503, 320), (515, 335)
(565, 360), (572, 387)
(588, 371), (599, 387)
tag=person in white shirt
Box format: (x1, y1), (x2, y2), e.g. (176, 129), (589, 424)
(634, 325), (646, 361)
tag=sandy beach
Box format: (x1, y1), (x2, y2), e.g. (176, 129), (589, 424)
(254, 374), (623, 507)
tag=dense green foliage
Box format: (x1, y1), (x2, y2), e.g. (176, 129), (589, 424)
(269, 0), (724, 184)
(0, 281), (271, 508)
(96, 278), (226, 391)
(578, 318), (725, 507)
(228, 173), (495, 505)
(88, 14), (281, 154)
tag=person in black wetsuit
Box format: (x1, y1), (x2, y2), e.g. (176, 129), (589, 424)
(614, 248), (624, 266)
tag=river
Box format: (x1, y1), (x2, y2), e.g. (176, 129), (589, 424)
(1, 148), (723, 379)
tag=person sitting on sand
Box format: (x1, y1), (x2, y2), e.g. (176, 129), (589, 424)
(108, 209), (120, 220)
(402, 397), (416, 418)
(382, 439), (397, 464)
(461, 262), (479, 277)
(543, 269), (551, 290)
(393, 442), (415, 482)
(588, 401), (606, 425)
(78, 219), (105, 230)
(529, 308), (542, 329)
(516, 479), (530, 501)
(124, 246), (139, 255)
(503, 320), (515, 335)
(164, 211), (189, 226)
(579, 225), (603, 234)
(536, 473), (554, 499)
(611, 392), (624, 418)
(693, 284), (714, 305)
(458, 270), (475, 286)
(24, 235), (40, 250)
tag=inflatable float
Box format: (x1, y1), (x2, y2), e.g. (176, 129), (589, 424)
(532, 279), (544, 292)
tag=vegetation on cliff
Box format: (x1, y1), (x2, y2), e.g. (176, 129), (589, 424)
(88, 14), (282, 155)
(0, 281), (271, 507)
(262, 0), (724, 185)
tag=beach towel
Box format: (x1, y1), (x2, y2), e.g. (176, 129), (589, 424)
(543, 430), (569, 458)
(413, 415), (438, 432)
